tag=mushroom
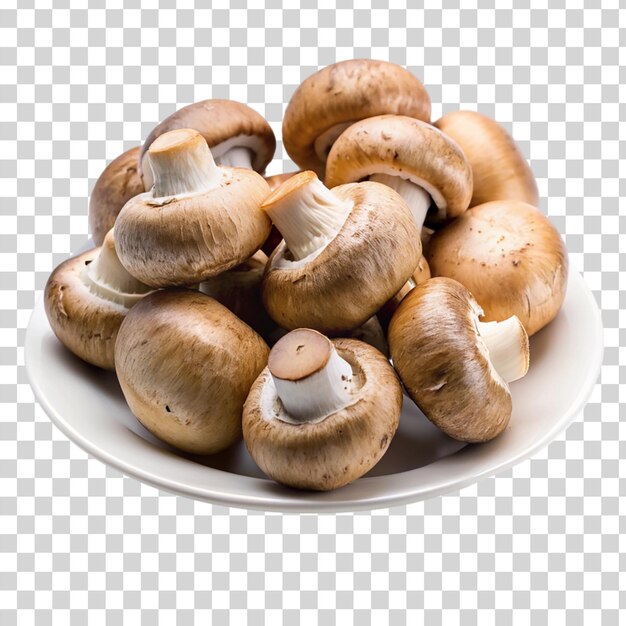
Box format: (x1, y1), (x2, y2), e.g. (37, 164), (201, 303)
(434, 110), (539, 207)
(325, 115), (473, 233)
(88, 146), (144, 246)
(115, 289), (270, 455)
(243, 329), (402, 490)
(282, 59), (431, 177)
(388, 277), (530, 442)
(261, 171), (422, 333)
(44, 229), (152, 369)
(425, 200), (568, 336)
(115, 128), (271, 287)
(199, 251), (278, 344)
(140, 99), (275, 190)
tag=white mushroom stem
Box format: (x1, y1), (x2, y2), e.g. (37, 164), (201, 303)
(369, 173), (431, 232)
(148, 128), (221, 198)
(263, 172), (352, 261)
(270, 340), (356, 425)
(314, 121), (354, 163)
(478, 316), (529, 383)
(215, 146), (254, 169)
(82, 231), (151, 308)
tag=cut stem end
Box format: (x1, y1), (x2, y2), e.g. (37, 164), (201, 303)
(268, 329), (355, 424)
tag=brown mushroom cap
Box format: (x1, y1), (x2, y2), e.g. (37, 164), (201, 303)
(325, 115), (473, 223)
(243, 336), (402, 491)
(115, 129), (272, 287)
(262, 179), (422, 333)
(426, 201), (568, 336)
(44, 232), (152, 370)
(88, 146), (144, 246)
(140, 99), (275, 188)
(434, 110), (539, 207)
(115, 289), (270, 455)
(283, 59), (431, 176)
(388, 277), (513, 442)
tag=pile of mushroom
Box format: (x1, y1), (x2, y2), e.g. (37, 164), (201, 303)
(44, 58), (568, 491)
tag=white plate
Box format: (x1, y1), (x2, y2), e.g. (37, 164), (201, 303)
(26, 265), (603, 512)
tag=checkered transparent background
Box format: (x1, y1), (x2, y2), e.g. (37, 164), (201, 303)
(1, 1), (624, 624)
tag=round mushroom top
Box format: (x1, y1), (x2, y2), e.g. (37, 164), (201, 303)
(434, 110), (539, 208)
(262, 180), (422, 333)
(268, 328), (334, 382)
(88, 146), (144, 246)
(388, 277), (512, 442)
(426, 200), (568, 336)
(44, 232), (153, 370)
(243, 337), (402, 491)
(140, 99), (275, 180)
(44, 247), (124, 370)
(325, 115), (473, 222)
(114, 289), (270, 455)
(115, 167), (271, 287)
(282, 59), (431, 175)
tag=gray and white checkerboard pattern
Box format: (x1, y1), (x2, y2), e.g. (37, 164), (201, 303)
(1, 2), (623, 623)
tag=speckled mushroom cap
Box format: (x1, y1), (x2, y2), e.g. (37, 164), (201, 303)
(88, 146), (144, 246)
(262, 177), (422, 333)
(140, 99), (276, 189)
(115, 129), (272, 287)
(435, 110), (539, 208)
(115, 289), (270, 455)
(426, 200), (568, 336)
(389, 278), (518, 443)
(243, 335), (402, 491)
(44, 230), (152, 370)
(283, 59), (431, 176)
(325, 115), (473, 223)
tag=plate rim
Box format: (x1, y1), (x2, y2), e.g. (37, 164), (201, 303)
(25, 268), (604, 513)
